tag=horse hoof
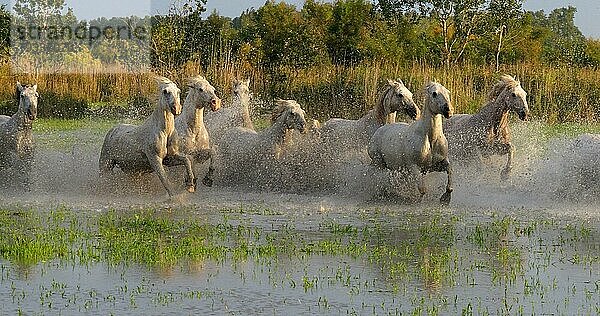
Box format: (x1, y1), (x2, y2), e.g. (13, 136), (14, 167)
(440, 192), (452, 206)
(186, 186), (196, 193)
(202, 177), (213, 187)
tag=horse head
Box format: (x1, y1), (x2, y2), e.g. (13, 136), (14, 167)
(506, 77), (529, 121)
(187, 76), (222, 112)
(272, 99), (307, 134)
(156, 76), (181, 116)
(17, 82), (39, 121)
(233, 78), (252, 101)
(425, 82), (453, 119)
(385, 79), (420, 120)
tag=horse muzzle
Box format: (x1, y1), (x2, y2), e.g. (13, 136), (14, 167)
(518, 110), (529, 121)
(408, 106), (420, 120)
(27, 109), (36, 121)
(210, 98), (222, 112)
(443, 105), (453, 119)
(171, 104), (180, 116)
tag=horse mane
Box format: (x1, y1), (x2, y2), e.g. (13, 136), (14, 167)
(374, 80), (401, 124)
(154, 75), (176, 90)
(187, 75), (208, 89)
(271, 100), (299, 123)
(487, 75), (519, 103)
(15, 82), (34, 101)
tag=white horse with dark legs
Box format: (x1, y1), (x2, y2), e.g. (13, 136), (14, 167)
(206, 78), (254, 144)
(99, 76), (195, 197)
(444, 75), (529, 179)
(164, 75), (222, 187)
(320, 79), (420, 150)
(0, 82), (39, 188)
(368, 82), (454, 205)
(218, 99), (307, 186)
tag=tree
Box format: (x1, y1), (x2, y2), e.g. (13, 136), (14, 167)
(487, 0), (523, 70)
(0, 5), (10, 58)
(327, 0), (375, 65)
(150, 0), (207, 69)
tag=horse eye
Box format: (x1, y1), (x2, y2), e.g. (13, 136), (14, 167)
(432, 91), (438, 98)
(162, 89), (169, 95)
(512, 92), (516, 97)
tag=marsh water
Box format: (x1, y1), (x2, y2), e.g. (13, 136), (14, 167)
(0, 119), (599, 314)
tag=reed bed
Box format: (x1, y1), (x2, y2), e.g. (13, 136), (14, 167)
(0, 59), (598, 123)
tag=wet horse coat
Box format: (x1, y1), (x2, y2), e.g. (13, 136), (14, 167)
(99, 77), (195, 197)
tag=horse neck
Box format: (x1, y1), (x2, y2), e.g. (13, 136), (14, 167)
(475, 98), (508, 130)
(150, 105), (175, 134)
(233, 94), (253, 129)
(419, 106), (444, 141)
(8, 107), (32, 131)
(182, 98), (206, 132)
(373, 96), (391, 125)
(262, 119), (288, 147)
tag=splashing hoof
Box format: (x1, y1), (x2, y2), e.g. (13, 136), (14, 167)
(440, 191), (452, 206)
(202, 176), (213, 187)
(186, 185), (196, 193)
(185, 177), (197, 193)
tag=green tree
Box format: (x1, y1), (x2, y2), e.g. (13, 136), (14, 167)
(327, 0), (375, 65)
(542, 7), (588, 65)
(0, 5), (10, 58)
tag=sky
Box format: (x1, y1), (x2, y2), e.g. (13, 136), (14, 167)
(2, 0), (599, 38)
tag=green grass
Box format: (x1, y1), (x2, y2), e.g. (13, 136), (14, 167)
(539, 122), (600, 140)
(0, 206), (598, 314)
(33, 118), (118, 134)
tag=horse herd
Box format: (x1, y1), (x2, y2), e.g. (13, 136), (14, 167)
(0, 74), (537, 205)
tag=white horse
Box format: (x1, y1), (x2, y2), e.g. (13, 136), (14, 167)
(444, 75), (529, 179)
(320, 79), (420, 150)
(219, 99), (307, 162)
(99, 76), (195, 197)
(205, 78), (254, 144)
(368, 82), (454, 205)
(217, 99), (307, 188)
(164, 75), (222, 188)
(0, 82), (39, 188)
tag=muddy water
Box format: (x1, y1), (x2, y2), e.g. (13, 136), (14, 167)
(0, 119), (599, 314)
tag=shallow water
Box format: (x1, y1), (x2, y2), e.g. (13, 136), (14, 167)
(0, 119), (599, 314)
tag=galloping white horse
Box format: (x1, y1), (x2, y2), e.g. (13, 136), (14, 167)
(165, 75), (222, 187)
(444, 75), (529, 179)
(368, 82), (454, 205)
(206, 78), (254, 144)
(99, 76), (195, 197)
(219, 99), (307, 162)
(320, 79), (420, 150)
(0, 82), (39, 188)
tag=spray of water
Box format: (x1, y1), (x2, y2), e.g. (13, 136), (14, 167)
(0, 119), (597, 214)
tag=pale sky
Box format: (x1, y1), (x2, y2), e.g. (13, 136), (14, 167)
(2, 0), (598, 38)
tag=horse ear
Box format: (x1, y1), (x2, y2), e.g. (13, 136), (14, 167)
(396, 79), (404, 86)
(17, 82), (23, 92)
(244, 78), (250, 86)
(387, 79), (394, 86)
(32, 84), (37, 91)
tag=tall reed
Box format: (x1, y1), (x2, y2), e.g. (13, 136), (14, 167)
(0, 59), (598, 124)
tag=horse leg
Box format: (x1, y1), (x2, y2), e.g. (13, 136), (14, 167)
(169, 153), (196, 193)
(500, 142), (514, 180)
(439, 159), (453, 206)
(146, 154), (175, 197)
(201, 148), (216, 187)
(418, 172), (427, 202)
